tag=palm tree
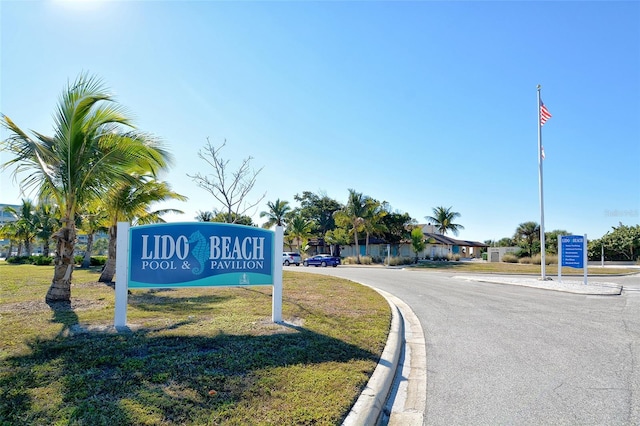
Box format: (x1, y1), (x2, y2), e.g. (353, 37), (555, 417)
(1, 73), (172, 302)
(0, 217), (18, 258)
(195, 210), (214, 222)
(210, 211), (254, 225)
(513, 221), (540, 257)
(260, 199), (291, 229)
(77, 201), (109, 268)
(98, 175), (186, 283)
(196, 209), (253, 225)
(283, 234), (296, 251)
(334, 189), (369, 263)
(410, 227), (426, 263)
(34, 200), (60, 257)
(324, 228), (349, 257)
(5, 200), (38, 256)
(287, 214), (312, 253)
(362, 199), (387, 256)
(425, 206), (465, 236)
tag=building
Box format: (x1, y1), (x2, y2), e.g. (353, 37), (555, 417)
(485, 246), (520, 262)
(339, 224), (488, 260)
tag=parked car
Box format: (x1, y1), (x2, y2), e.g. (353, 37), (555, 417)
(282, 252), (302, 266)
(303, 254), (340, 267)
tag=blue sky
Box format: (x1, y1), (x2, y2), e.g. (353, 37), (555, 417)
(1, 0), (639, 243)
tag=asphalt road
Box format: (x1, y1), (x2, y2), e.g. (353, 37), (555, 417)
(292, 266), (640, 425)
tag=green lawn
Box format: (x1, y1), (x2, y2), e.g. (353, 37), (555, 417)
(411, 260), (637, 275)
(0, 264), (390, 425)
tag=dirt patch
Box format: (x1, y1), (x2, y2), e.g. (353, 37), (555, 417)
(0, 299), (107, 313)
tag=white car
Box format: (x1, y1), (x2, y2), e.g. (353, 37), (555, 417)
(282, 252), (302, 266)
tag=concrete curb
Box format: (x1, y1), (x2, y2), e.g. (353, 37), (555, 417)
(342, 292), (404, 425)
(381, 291), (427, 426)
(453, 275), (623, 295)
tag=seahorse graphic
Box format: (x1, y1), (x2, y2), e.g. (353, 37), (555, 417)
(188, 231), (209, 275)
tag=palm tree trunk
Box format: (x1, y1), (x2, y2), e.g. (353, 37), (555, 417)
(354, 230), (360, 264)
(46, 226), (76, 302)
(81, 232), (95, 268)
(99, 225), (117, 283)
(366, 232), (370, 256)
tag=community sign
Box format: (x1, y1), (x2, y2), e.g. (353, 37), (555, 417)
(560, 235), (585, 269)
(114, 222), (283, 327)
(558, 234), (588, 285)
(129, 222), (274, 288)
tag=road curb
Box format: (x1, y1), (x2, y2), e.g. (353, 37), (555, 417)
(342, 293), (404, 425)
(453, 275), (623, 295)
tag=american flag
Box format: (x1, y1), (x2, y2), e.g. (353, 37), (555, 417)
(540, 100), (552, 126)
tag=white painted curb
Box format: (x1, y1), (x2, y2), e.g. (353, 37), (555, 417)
(342, 295), (403, 425)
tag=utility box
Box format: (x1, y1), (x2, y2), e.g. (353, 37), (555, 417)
(486, 247), (520, 262)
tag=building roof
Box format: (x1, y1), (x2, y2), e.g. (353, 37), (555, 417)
(423, 232), (488, 248)
(307, 232), (488, 248)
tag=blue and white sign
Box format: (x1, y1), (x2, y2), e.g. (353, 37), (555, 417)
(129, 222), (274, 288)
(558, 233), (588, 285)
(561, 235), (584, 269)
(114, 222), (284, 328)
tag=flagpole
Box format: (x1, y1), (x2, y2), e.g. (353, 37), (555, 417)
(537, 85), (546, 280)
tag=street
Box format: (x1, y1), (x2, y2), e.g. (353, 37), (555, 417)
(293, 266), (640, 425)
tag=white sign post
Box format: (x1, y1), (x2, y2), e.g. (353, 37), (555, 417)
(114, 222), (130, 329)
(272, 226), (283, 323)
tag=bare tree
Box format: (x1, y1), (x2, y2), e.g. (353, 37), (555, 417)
(188, 139), (265, 224)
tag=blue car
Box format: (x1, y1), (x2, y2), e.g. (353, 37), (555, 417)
(303, 254), (341, 267)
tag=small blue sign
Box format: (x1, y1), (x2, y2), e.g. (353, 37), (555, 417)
(128, 222), (274, 288)
(561, 235), (584, 269)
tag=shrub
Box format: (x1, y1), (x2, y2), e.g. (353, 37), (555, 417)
(74, 255), (84, 265)
(519, 257), (533, 264)
(6, 256), (32, 264)
(90, 256), (107, 266)
(502, 254), (519, 263)
(515, 249), (529, 258)
(341, 256), (373, 265)
(387, 256), (415, 266)
(5, 255), (53, 265)
(531, 254), (557, 265)
(31, 255), (53, 266)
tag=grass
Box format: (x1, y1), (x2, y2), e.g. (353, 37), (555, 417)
(411, 260), (637, 275)
(0, 264), (390, 425)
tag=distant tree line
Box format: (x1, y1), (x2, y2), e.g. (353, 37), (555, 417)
(484, 222), (639, 262)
